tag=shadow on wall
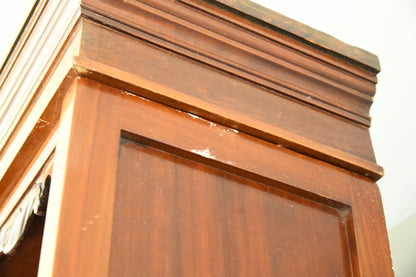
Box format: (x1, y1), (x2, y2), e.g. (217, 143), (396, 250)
(389, 213), (416, 277)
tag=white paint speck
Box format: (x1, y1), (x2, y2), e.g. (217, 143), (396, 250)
(186, 112), (201, 120)
(191, 148), (216, 159)
(122, 91), (137, 97)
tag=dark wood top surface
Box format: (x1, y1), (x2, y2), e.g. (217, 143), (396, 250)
(206, 0), (380, 73)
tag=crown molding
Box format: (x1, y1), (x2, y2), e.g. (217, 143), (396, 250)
(81, 0), (377, 126)
(72, 54), (383, 180)
(0, 0), (81, 182)
(204, 0), (380, 73)
(0, 0), (383, 191)
(0, 0), (80, 163)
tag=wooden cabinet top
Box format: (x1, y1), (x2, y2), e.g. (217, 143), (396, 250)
(0, 1), (384, 208)
(204, 0), (380, 72)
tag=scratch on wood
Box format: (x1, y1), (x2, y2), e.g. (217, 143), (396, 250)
(37, 118), (50, 128)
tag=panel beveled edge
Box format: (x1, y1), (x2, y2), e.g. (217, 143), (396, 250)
(119, 114), (359, 275)
(122, 129), (354, 210)
(116, 83), (361, 275)
(115, 80), (368, 274)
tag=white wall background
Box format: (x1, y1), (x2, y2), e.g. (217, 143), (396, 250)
(1, 0), (415, 276)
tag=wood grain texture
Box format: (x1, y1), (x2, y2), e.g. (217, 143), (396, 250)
(40, 77), (121, 276)
(203, 0), (380, 72)
(0, 0), (391, 275)
(111, 140), (352, 276)
(348, 176), (393, 277)
(0, 0), (80, 163)
(80, 0), (377, 126)
(0, 88), (64, 210)
(42, 77), (391, 276)
(0, 17), (83, 209)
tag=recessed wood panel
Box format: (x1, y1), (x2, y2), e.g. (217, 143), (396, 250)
(110, 138), (353, 276)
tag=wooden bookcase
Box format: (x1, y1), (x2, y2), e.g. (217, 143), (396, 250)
(0, 0), (393, 276)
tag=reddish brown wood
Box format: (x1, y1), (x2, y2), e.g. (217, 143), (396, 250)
(74, 18), (383, 180)
(0, 149), (54, 277)
(0, 216), (45, 277)
(45, 78), (120, 277)
(0, 0), (392, 276)
(81, 0), (377, 124)
(349, 177), (393, 277)
(111, 139), (352, 276)
(44, 78), (392, 276)
(200, 0), (380, 73)
(0, 88), (64, 209)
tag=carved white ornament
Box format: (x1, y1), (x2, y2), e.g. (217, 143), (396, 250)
(0, 177), (48, 255)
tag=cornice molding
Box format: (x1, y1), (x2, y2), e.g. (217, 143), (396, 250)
(203, 0), (380, 73)
(0, 0), (383, 191)
(0, 0), (81, 182)
(0, 0), (80, 164)
(81, 0), (377, 126)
